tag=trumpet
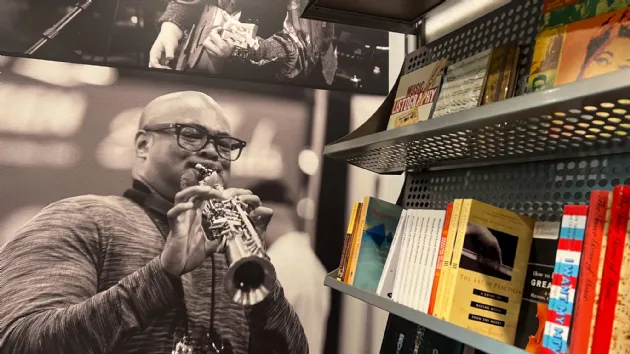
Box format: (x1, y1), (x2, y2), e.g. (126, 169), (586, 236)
(193, 164), (276, 306)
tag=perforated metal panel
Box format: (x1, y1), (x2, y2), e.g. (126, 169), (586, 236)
(403, 153), (630, 221)
(404, 0), (540, 96)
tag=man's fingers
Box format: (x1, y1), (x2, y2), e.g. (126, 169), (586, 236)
(202, 39), (222, 57)
(223, 188), (252, 199)
(238, 194), (261, 209)
(250, 206), (274, 226)
(166, 201), (195, 221)
(164, 41), (176, 60)
(174, 185), (224, 204)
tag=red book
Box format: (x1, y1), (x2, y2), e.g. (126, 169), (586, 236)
(427, 203), (453, 315)
(591, 186), (630, 353)
(569, 190), (610, 354)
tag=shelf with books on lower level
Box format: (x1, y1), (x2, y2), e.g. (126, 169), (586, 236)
(324, 270), (528, 354)
(323, 69), (630, 175)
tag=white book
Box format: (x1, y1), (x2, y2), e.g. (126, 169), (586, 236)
(392, 211), (414, 303)
(419, 211), (446, 312)
(376, 210), (408, 298)
(410, 211), (431, 310)
(399, 210), (419, 306)
(404, 210), (426, 307)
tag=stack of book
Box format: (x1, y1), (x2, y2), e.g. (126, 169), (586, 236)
(339, 186), (630, 353)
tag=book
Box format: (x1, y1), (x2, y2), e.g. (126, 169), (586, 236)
(414, 210), (447, 312)
(428, 203), (454, 315)
(541, 205), (588, 354)
(539, 0), (630, 31)
(387, 59), (448, 130)
(444, 199), (535, 345)
(554, 7), (630, 87)
(586, 192), (614, 354)
(337, 202), (362, 280)
(432, 49), (493, 119)
(377, 210), (410, 298)
(591, 185), (630, 353)
(481, 43), (521, 105)
(527, 26), (567, 92)
(352, 197), (403, 293)
(513, 221), (561, 354)
(379, 315), (465, 354)
(568, 191), (611, 354)
(392, 210), (416, 303)
(433, 199), (464, 319)
(345, 198), (369, 284)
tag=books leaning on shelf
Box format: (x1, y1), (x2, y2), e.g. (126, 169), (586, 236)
(527, 3), (630, 92)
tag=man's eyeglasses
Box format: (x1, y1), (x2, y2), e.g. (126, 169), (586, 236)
(143, 123), (246, 161)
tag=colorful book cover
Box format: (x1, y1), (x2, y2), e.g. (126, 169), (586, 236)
(591, 185), (630, 353)
(514, 221), (561, 354)
(387, 59), (448, 130)
(541, 205), (588, 354)
(353, 197), (403, 294)
(446, 200), (535, 345)
(540, 0), (630, 31)
(568, 191), (610, 354)
(527, 26), (567, 92)
(554, 7), (630, 87)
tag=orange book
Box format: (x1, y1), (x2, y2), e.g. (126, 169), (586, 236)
(427, 203), (453, 315)
(569, 191), (611, 354)
(555, 8), (630, 87)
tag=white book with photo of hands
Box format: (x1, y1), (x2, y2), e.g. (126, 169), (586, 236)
(376, 210), (409, 299)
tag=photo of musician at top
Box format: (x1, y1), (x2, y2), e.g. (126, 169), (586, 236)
(0, 0), (390, 94)
(459, 223), (519, 282)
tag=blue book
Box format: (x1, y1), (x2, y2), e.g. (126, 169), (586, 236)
(353, 197), (403, 294)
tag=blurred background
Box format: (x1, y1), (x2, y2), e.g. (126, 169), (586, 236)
(0, 30), (404, 353)
(0, 0), (389, 94)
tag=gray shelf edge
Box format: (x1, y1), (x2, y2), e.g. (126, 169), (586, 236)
(324, 270), (528, 354)
(323, 69), (630, 165)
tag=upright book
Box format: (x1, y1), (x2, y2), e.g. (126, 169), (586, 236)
(443, 199), (535, 345)
(352, 197), (403, 294)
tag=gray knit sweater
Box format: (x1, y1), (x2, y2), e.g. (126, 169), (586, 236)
(0, 193), (308, 354)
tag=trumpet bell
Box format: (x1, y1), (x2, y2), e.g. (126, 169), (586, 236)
(224, 256), (276, 306)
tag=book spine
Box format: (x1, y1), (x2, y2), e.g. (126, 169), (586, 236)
(403, 211), (425, 307)
(542, 205), (588, 354)
(443, 199), (473, 321)
(591, 185), (630, 353)
(420, 214), (445, 312)
(346, 197), (371, 284)
(586, 192), (613, 354)
(428, 204), (453, 315)
(569, 191), (610, 354)
(337, 202), (361, 280)
(392, 212), (413, 302)
(433, 199), (463, 319)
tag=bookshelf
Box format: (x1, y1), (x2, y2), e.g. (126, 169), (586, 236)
(324, 271), (528, 354)
(317, 0), (630, 352)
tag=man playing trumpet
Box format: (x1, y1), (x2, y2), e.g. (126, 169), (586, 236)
(0, 91), (308, 354)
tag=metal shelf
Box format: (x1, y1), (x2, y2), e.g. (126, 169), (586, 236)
(324, 271), (528, 354)
(299, 0), (444, 34)
(323, 69), (630, 174)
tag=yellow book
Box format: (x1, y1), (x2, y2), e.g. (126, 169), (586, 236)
(442, 199), (474, 319)
(337, 202), (362, 281)
(433, 199), (463, 319)
(344, 196), (370, 284)
(446, 200), (534, 345)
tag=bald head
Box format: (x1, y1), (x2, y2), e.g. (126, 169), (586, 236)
(131, 91), (234, 201)
(139, 91), (230, 132)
